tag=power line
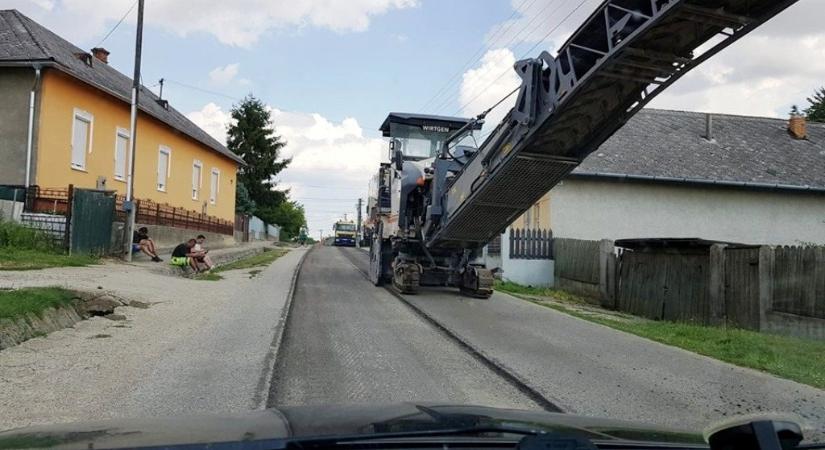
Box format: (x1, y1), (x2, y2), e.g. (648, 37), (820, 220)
(418, 0), (535, 112)
(437, 0), (572, 115)
(450, 0), (592, 117)
(164, 79), (240, 101)
(431, 0), (569, 115)
(95, 0), (139, 48)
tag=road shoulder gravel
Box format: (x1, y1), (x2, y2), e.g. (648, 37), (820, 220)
(0, 247), (307, 430)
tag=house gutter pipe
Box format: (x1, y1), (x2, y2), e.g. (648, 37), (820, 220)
(25, 66), (41, 188)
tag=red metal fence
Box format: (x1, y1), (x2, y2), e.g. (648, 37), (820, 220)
(23, 186), (234, 235)
(26, 186), (70, 215)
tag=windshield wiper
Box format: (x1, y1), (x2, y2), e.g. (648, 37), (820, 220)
(286, 425), (540, 449)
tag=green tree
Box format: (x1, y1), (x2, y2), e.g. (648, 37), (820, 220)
(227, 95), (291, 208)
(257, 201), (306, 240)
(804, 87), (825, 123)
(234, 180), (256, 215)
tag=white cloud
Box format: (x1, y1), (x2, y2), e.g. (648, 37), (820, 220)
(484, 0), (600, 51)
(650, 32), (825, 118)
(478, 0), (825, 119)
(11, 0), (418, 47)
(208, 63), (240, 86)
(186, 102), (232, 144)
(458, 48), (521, 135)
(187, 103), (382, 231)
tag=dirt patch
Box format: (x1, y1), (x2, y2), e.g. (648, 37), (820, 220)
(513, 292), (640, 323)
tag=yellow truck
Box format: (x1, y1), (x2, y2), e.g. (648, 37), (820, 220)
(333, 220), (357, 247)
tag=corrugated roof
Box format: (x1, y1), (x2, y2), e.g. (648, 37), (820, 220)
(573, 109), (825, 191)
(0, 9), (244, 165)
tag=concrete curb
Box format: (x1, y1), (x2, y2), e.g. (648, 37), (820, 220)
(257, 245), (312, 409)
(337, 247), (565, 413)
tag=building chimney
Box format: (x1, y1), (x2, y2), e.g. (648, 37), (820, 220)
(788, 112), (807, 140)
(91, 47), (110, 64)
(704, 113), (713, 141)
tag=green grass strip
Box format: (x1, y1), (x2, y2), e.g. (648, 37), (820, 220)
(496, 281), (825, 390)
(0, 287), (77, 320)
(0, 248), (97, 271)
(194, 248), (288, 280)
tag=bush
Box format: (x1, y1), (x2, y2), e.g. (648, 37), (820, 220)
(0, 219), (57, 252)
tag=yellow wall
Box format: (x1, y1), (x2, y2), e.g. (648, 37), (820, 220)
(36, 70), (238, 220)
(512, 192), (551, 229)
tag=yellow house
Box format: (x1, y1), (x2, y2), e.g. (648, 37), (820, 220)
(511, 193), (550, 230)
(0, 10), (243, 221)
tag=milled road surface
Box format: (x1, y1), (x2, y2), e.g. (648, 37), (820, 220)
(268, 246), (539, 409)
(342, 247), (825, 437)
(0, 247), (306, 430)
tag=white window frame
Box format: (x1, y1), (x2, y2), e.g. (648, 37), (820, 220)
(113, 127), (130, 182)
(157, 146), (172, 192)
(70, 108), (94, 170)
(209, 168), (220, 205)
(192, 160), (203, 200)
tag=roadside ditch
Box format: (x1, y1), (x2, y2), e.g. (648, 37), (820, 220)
(0, 288), (150, 351)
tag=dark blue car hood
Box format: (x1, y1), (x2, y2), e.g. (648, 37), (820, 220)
(0, 403), (706, 449)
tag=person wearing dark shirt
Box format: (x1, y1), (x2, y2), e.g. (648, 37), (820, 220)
(132, 226), (162, 262)
(170, 239), (199, 272)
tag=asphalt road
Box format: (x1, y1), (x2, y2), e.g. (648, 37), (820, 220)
(341, 247), (825, 437)
(267, 246), (539, 409)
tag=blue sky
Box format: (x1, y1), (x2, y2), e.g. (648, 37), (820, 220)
(9, 0), (825, 233)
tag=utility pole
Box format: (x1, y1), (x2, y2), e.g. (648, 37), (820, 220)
(318, 229), (323, 242)
(123, 0), (144, 261)
(356, 198), (363, 248)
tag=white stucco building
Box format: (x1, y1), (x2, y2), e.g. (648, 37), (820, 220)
(544, 109), (825, 245)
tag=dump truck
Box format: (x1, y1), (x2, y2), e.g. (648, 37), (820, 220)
(367, 0), (797, 297)
(333, 219), (357, 247)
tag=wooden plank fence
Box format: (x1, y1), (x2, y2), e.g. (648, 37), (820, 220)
(773, 246), (825, 319)
(553, 238), (600, 284)
(549, 238), (825, 339)
(724, 246), (761, 329)
(509, 228), (553, 259)
(615, 249), (709, 322)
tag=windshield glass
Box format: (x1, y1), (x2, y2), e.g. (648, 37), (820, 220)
(389, 123), (449, 160)
(1, 1), (822, 448)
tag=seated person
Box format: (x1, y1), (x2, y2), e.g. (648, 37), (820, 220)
(193, 234), (215, 271)
(170, 239), (200, 272)
(133, 226), (162, 262)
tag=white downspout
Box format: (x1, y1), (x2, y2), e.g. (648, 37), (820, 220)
(25, 66), (41, 188)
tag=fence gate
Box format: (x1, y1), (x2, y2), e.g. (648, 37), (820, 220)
(724, 247), (760, 330)
(70, 188), (115, 255)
